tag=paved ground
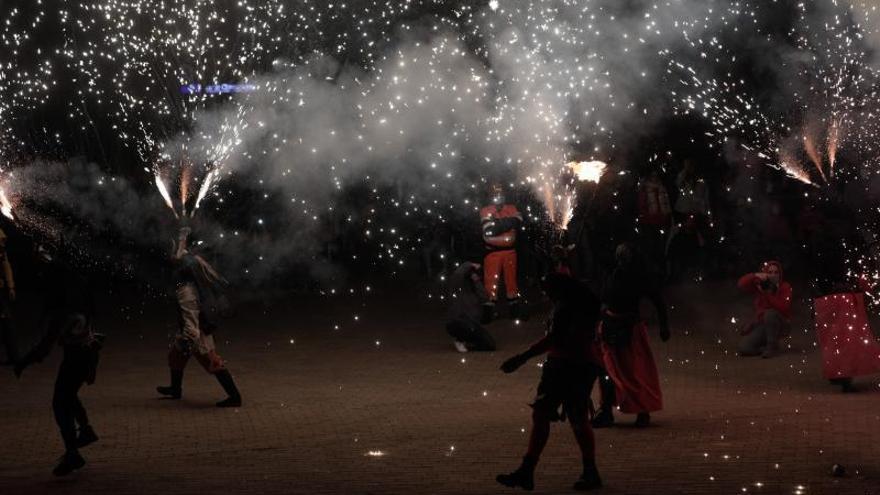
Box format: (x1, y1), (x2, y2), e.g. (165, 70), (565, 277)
(0, 280), (879, 494)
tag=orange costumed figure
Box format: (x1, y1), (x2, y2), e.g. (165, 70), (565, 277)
(480, 183), (523, 319)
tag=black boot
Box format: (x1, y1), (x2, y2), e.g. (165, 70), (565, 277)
(52, 451), (86, 476)
(214, 369), (242, 407)
(573, 459), (602, 491)
(76, 425), (99, 448)
(591, 407), (615, 428)
(634, 412), (651, 427)
(157, 369), (183, 399)
(592, 373), (616, 428)
(496, 456), (536, 491)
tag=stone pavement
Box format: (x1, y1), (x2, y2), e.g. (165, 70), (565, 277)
(0, 280), (879, 494)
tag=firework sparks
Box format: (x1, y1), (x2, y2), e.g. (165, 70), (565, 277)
(155, 174), (179, 219)
(193, 168), (220, 216)
(0, 188), (14, 221)
(547, 160), (608, 230)
(0, 3), (53, 167)
(826, 118), (841, 176)
(63, 0), (272, 220)
(802, 133), (828, 184)
(669, 1), (880, 188)
(567, 161), (607, 184)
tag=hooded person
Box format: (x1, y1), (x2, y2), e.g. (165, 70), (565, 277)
(736, 261), (792, 358)
(156, 226), (241, 407)
(497, 273), (603, 492)
(14, 241), (102, 476)
(0, 227), (17, 365)
(480, 182), (523, 320)
(446, 262), (496, 352)
(592, 243), (670, 429)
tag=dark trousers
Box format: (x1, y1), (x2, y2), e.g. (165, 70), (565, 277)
(53, 350), (92, 453)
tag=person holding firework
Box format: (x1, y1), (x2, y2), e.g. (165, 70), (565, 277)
(497, 273), (603, 491)
(156, 226), (242, 407)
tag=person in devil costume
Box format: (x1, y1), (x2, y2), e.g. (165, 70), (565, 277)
(591, 243), (670, 429)
(497, 273), (603, 492)
(156, 227), (242, 407)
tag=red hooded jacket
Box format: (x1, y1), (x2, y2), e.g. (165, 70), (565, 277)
(737, 264), (792, 323)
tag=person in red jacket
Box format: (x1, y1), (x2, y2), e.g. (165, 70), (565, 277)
(480, 182), (523, 319)
(497, 274), (603, 491)
(737, 261), (792, 358)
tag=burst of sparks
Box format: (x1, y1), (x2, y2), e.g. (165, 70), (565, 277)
(0, 188), (14, 220)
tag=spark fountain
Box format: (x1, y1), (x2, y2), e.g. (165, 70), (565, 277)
(62, 0), (272, 221)
(669, 0), (880, 296)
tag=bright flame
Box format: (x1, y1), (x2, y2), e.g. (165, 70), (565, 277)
(155, 174), (179, 219)
(567, 161), (607, 183)
(549, 161), (607, 230)
(0, 188), (13, 220)
(179, 164), (192, 216)
(192, 168), (219, 216)
(778, 148), (814, 186)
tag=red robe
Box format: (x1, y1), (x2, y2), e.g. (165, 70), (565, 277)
(814, 292), (880, 380)
(600, 322), (663, 413)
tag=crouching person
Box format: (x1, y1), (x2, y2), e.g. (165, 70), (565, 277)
(446, 262), (496, 352)
(497, 273), (603, 492)
(737, 261), (792, 358)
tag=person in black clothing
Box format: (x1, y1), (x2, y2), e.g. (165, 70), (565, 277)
(14, 244), (102, 476)
(446, 262), (496, 352)
(497, 273), (603, 492)
(592, 243), (670, 429)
